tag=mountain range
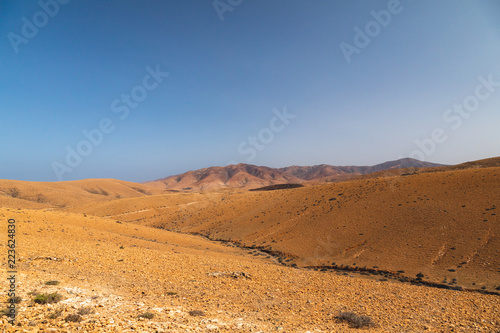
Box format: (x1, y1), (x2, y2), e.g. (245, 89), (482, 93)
(147, 158), (445, 191)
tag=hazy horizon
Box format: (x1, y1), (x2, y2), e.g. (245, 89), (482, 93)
(2, 1), (499, 182)
(0, 155), (485, 184)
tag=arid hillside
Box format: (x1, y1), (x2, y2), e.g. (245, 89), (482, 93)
(61, 165), (500, 294)
(353, 156), (500, 181)
(0, 158), (499, 331)
(0, 178), (163, 210)
(147, 158), (444, 191)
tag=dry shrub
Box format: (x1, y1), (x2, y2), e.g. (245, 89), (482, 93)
(188, 310), (205, 317)
(335, 311), (375, 329)
(138, 311), (155, 319)
(47, 308), (63, 319)
(45, 280), (60, 286)
(6, 187), (20, 198)
(77, 306), (95, 316)
(64, 313), (82, 322)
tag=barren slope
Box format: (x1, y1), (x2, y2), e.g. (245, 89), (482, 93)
(1, 207), (499, 332)
(147, 158), (445, 191)
(1, 159), (499, 331)
(0, 178), (163, 209)
(70, 167), (500, 292)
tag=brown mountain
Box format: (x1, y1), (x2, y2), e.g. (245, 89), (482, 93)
(147, 164), (303, 192)
(147, 158), (446, 191)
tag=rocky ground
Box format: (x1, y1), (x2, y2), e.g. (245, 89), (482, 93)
(1, 208), (499, 332)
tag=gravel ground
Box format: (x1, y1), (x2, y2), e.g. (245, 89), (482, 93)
(1, 208), (499, 332)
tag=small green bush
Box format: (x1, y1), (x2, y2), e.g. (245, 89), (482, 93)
(34, 294), (47, 304)
(34, 292), (62, 304)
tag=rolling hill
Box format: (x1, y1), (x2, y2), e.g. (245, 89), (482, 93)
(1, 157), (499, 331)
(66, 165), (499, 292)
(0, 178), (164, 209)
(147, 158), (445, 191)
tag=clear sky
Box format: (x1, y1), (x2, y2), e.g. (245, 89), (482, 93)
(1, 0), (499, 182)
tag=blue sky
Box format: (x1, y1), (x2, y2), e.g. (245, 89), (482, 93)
(1, 0), (499, 182)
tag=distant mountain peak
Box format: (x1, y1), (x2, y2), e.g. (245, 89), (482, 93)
(146, 158), (446, 191)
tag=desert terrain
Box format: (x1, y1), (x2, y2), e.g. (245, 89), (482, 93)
(148, 158), (444, 192)
(1, 158), (499, 332)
